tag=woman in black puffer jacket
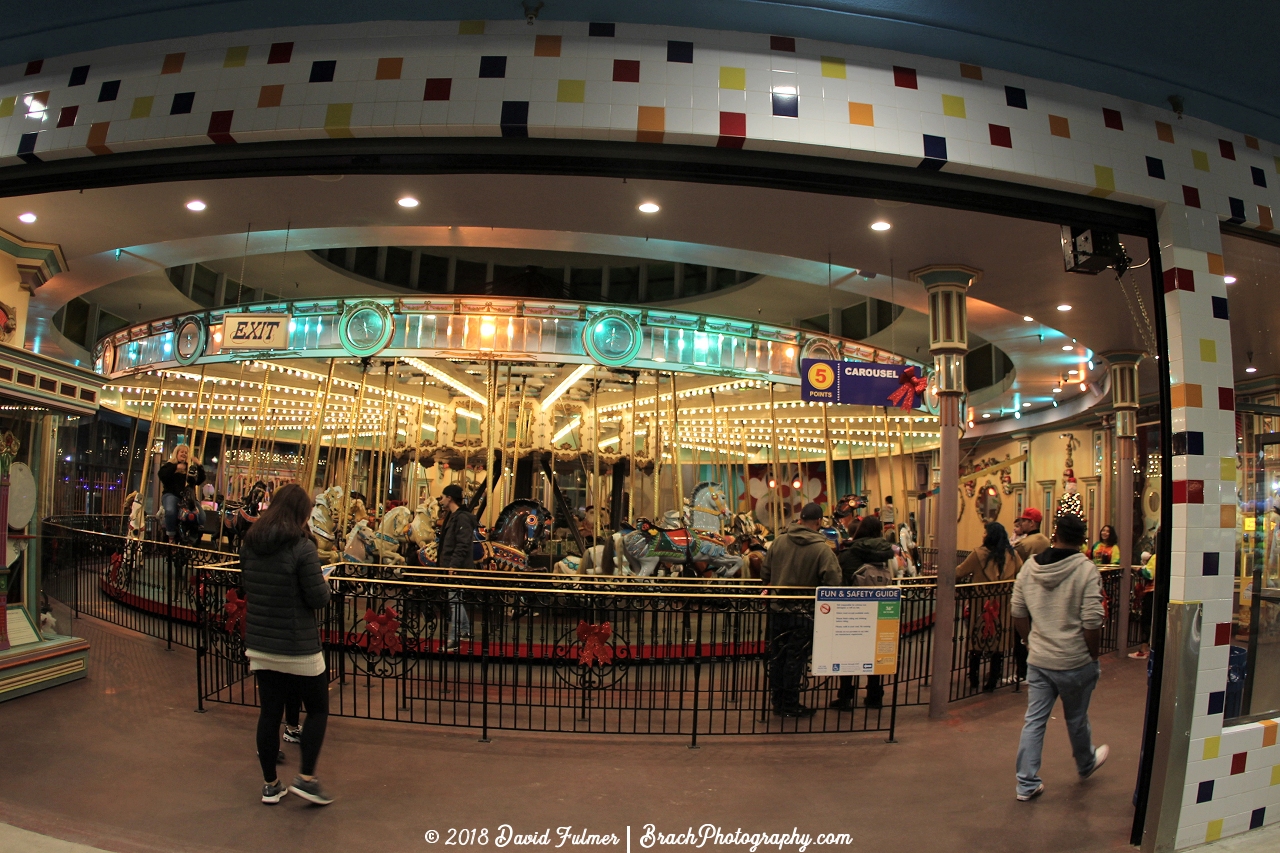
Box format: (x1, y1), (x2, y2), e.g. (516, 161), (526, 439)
(832, 516), (893, 710)
(239, 483), (334, 806)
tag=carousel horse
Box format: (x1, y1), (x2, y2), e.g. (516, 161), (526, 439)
(683, 481), (735, 533)
(478, 499), (552, 572)
(612, 517), (744, 578)
(408, 502), (438, 565)
(223, 480), (268, 549)
(309, 486), (345, 563)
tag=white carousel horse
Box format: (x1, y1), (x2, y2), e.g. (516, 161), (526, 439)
(344, 505), (413, 565)
(409, 502), (437, 547)
(309, 486), (344, 563)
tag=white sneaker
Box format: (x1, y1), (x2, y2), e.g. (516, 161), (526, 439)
(1016, 783), (1045, 801)
(1081, 744), (1110, 779)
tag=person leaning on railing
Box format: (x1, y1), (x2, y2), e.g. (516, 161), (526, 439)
(956, 522), (1024, 693)
(831, 514), (894, 710)
(759, 501), (842, 718)
(1088, 525), (1121, 567)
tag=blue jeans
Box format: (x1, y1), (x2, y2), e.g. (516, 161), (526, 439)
(448, 590), (471, 644)
(1016, 661), (1101, 796)
(161, 493), (180, 541)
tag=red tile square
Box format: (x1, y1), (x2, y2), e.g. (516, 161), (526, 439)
(893, 66), (917, 89)
(613, 59), (640, 83)
(56, 105), (78, 128)
(268, 42), (294, 64)
(988, 124), (1012, 148)
(1219, 139), (1236, 160)
(770, 36), (795, 52)
(423, 78), (452, 100)
(1182, 185), (1201, 208)
(720, 112), (746, 136)
(1102, 108), (1123, 130)
(1215, 622), (1231, 645)
(1230, 752), (1247, 775)
(1172, 480), (1187, 503)
(207, 109), (235, 144)
(1219, 387), (1235, 411)
(1188, 480), (1204, 503)
(24, 59), (42, 76)
(1162, 267), (1195, 293)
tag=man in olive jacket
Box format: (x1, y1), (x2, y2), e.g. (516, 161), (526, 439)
(438, 484), (476, 649)
(760, 502), (842, 716)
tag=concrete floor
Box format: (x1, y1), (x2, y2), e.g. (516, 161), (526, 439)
(1, 605), (1155, 853)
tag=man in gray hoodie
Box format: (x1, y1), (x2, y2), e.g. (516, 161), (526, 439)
(1010, 514), (1109, 801)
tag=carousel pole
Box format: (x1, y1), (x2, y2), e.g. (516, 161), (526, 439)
(710, 390), (724, 536)
(513, 373), (527, 504)
(592, 373), (601, 541)
(305, 360), (336, 492)
(872, 415), (888, 516)
(883, 408), (898, 528)
(823, 403), (835, 515)
(628, 375), (637, 524)
(652, 372), (662, 520)
(845, 416), (856, 503)
(190, 366), (210, 460)
(215, 362), (247, 503)
(769, 383), (781, 534)
(739, 421), (750, 513)
(500, 364), (514, 511)
(338, 362), (370, 535)
(483, 360), (498, 524)
(135, 373), (168, 537)
(669, 372), (683, 514)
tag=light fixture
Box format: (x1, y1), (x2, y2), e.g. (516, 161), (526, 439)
(638, 202), (660, 213)
(1079, 382), (1088, 391)
(767, 476), (778, 489)
(791, 475), (803, 490)
(1224, 275), (1237, 284)
(185, 200), (206, 211)
(398, 196), (420, 208)
(18, 212), (37, 223)
(1062, 345), (1074, 351)
(982, 412), (991, 418)
(542, 364), (593, 411)
(1246, 366), (1257, 374)
(402, 356), (487, 406)
(1068, 369), (1079, 375)
(871, 221), (891, 232)
(1013, 410), (1021, 420)
(1022, 402), (1031, 407)
(1087, 359), (1094, 370)
(1056, 304), (1072, 312)
(480, 318), (496, 337)
(1023, 316), (1033, 322)
(1052, 386), (1061, 394)
(598, 435), (620, 449)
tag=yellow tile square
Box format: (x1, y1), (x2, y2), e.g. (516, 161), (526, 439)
(820, 56), (846, 79)
(1048, 114), (1070, 138)
(848, 102), (874, 126)
(0, 96), (13, 118)
(324, 103), (353, 138)
(1221, 458), (1237, 481)
(1272, 763), (1280, 785)
(130, 96), (154, 119)
(1192, 149), (1210, 172)
(941, 94), (966, 118)
(1203, 736), (1220, 759)
(1090, 164), (1115, 196)
(1200, 339), (1217, 362)
(459, 20), (485, 35)
(719, 66), (746, 90)
(1274, 155), (1280, 174)
(1206, 820), (1222, 842)
(557, 79), (585, 103)
(224, 46), (249, 68)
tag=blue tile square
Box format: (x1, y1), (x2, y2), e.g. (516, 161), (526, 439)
(1005, 86), (1027, 109)
(1252, 166), (1267, 188)
(772, 92), (798, 117)
(309, 60), (336, 83)
(500, 100), (528, 137)
(1146, 156), (1165, 179)
(589, 22), (615, 37)
(1172, 431), (1204, 456)
(1250, 807), (1265, 830)
(1207, 691), (1225, 715)
(1212, 296), (1229, 319)
(16, 131), (40, 161)
(68, 65), (90, 87)
(479, 56), (507, 78)
(1203, 552), (1219, 576)
(667, 41), (694, 63)
(1229, 197), (1246, 224)
(98, 80), (120, 102)
(1197, 780), (1214, 803)
(170, 91), (195, 114)
(923, 134), (947, 160)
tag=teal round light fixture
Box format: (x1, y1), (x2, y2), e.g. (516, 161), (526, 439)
(582, 310), (643, 367)
(339, 300), (394, 357)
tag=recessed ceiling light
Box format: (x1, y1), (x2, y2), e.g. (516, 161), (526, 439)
(638, 202), (660, 213)
(1079, 382), (1088, 391)
(185, 200), (206, 211)
(1224, 275), (1237, 284)
(1056, 304), (1072, 311)
(398, 196), (420, 208)
(1068, 369), (1079, 375)
(1062, 345), (1074, 351)
(1245, 366), (1257, 373)
(18, 212), (36, 223)
(1052, 387), (1061, 393)
(1022, 402), (1031, 408)
(982, 413), (991, 418)
(1013, 411), (1021, 420)
(1023, 316), (1033, 322)
(870, 221), (891, 231)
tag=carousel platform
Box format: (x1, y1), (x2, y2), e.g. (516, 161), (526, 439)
(0, 606), (89, 703)
(0, 600), (1149, 853)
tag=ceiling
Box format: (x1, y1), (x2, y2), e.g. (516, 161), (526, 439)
(6, 171), (1162, 422)
(3, 2), (1276, 142)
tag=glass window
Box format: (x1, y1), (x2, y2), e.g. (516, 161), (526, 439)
(1230, 425), (1280, 721)
(191, 264), (218, 307)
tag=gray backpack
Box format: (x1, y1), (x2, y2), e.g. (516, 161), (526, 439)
(853, 561), (893, 586)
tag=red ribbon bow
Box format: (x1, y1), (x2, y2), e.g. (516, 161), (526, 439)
(576, 620), (614, 667)
(887, 367), (928, 411)
(223, 589), (247, 638)
(980, 599), (1001, 640)
(364, 607), (403, 655)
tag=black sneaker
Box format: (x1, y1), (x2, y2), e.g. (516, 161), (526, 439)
(262, 780), (288, 804)
(283, 725), (302, 744)
(289, 776), (334, 806)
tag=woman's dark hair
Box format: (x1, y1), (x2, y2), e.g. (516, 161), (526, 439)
(243, 483), (312, 553)
(853, 516), (882, 540)
(1098, 525), (1118, 546)
(982, 522), (1016, 570)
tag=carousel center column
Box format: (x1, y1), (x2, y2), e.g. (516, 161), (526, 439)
(1106, 351), (1143, 653)
(914, 265), (980, 719)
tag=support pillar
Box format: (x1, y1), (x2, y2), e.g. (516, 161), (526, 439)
(914, 265), (980, 719)
(1106, 351), (1142, 653)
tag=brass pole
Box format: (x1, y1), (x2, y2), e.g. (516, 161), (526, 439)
(883, 408), (898, 528)
(592, 373), (601, 542)
(628, 375), (637, 524)
(513, 372), (527, 503)
(305, 359), (336, 491)
(846, 416), (856, 504)
(823, 402), (835, 514)
(134, 373), (168, 539)
(769, 383), (781, 533)
(338, 363), (370, 535)
(670, 371), (682, 513)
(739, 420), (750, 513)
(872, 415), (887, 517)
(652, 372), (662, 520)
(500, 363), (514, 510)
(483, 360), (497, 525)
(216, 363), (246, 501)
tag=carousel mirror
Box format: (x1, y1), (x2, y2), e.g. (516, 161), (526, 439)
(975, 480), (1002, 523)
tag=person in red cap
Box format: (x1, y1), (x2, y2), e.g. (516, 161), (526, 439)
(1012, 507), (1050, 562)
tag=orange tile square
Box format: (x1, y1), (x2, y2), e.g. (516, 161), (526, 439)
(1207, 253), (1225, 275)
(959, 63), (983, 80)
(534, 35), (562, 57)
(1245, 135), (1260, 150)
(1220, 505), (1236, 528)
(1156, 120), (1175, 143)
(848, 102), (874, 126)
(637, 105), (664, 143)
(258, 84), (284, 108)
(161, 52), (185, 75)
(1260, 205), (1274, 232)
(1261, 719), (1278, 747)
(375, 57), (403, 80)
(1048, 115), (1070, 138)
(86, 122), (111, 155)
(1171, 383), (1204, 409)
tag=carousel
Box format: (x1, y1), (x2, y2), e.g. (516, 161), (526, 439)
(93, 295), (941, 589)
